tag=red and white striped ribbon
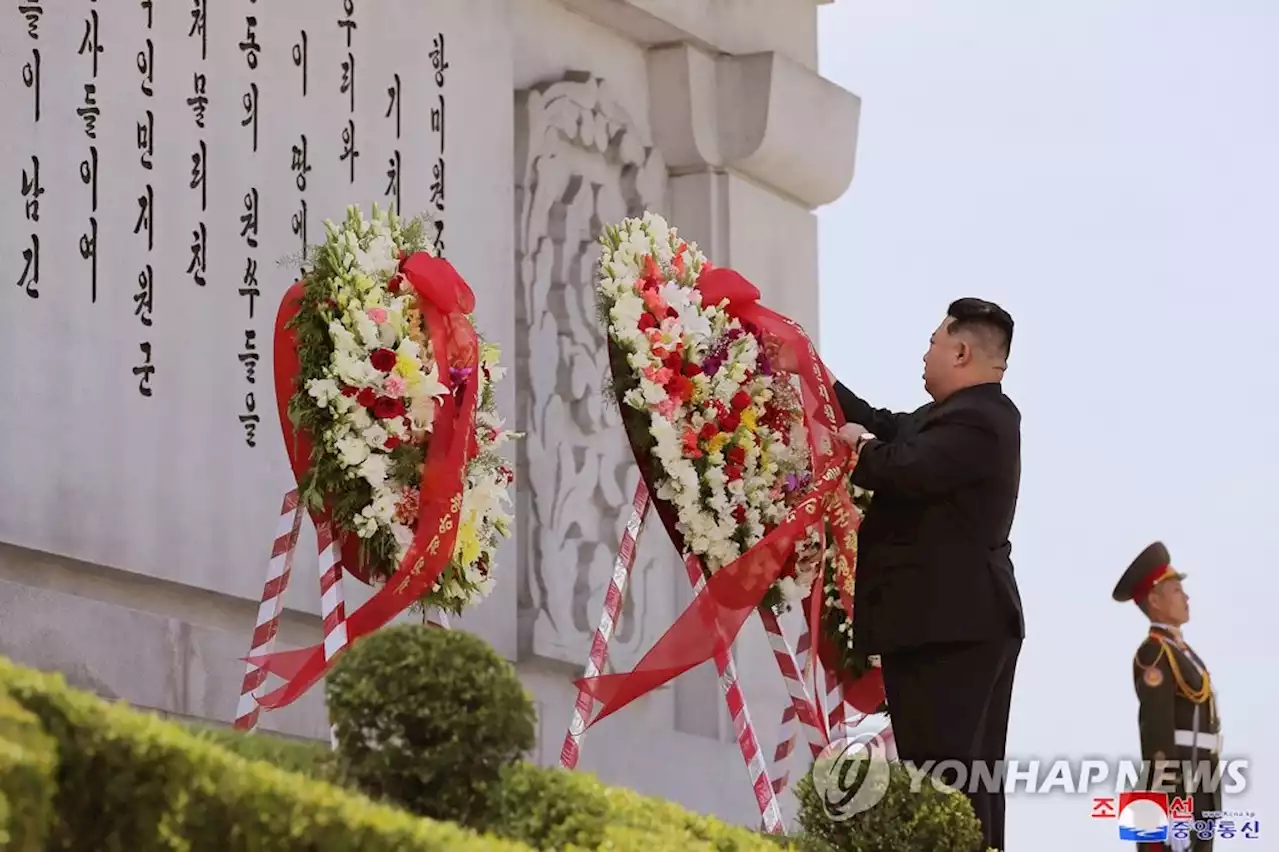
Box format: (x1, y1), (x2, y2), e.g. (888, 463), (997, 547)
(315, 520), (348, 749)
(316, 520), (349, 663)
(234, 490), (305, 731)
(762, 620), (826, 796)
(559, 482), (650, 771)
(682, 553), (785, 835)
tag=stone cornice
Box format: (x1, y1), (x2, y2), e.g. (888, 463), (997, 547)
(647, 43), (860, 209)
(555, 0), (821, 72)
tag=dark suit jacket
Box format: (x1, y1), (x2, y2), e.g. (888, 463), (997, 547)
(835, 381), (1025, 654)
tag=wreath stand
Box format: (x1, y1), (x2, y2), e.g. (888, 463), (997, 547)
(559, 482), (831, 834)
(232, 489), (450, 739)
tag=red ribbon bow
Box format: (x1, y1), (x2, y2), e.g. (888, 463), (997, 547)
(573, 266), (886, 730)
(249, 253), (479, 710)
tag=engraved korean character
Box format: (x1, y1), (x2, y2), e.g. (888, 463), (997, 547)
(21, 155), (42, 222)
(134, 342), (155, 397)
(134, 184), (154, 252)
(137, 38), (154, 96)
(188, 222), (207, 287)
(241, 188), (259, 248)
(137, 109), (154, 170)
(135, 264), (154, 327)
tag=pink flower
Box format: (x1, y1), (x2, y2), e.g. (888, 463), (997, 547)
(643, 366), (674, 385)
(367, 306), (388, 324)
(657, 397), (680, 419)
(642, 288), (667, 315)
(384, 375), (407, 396)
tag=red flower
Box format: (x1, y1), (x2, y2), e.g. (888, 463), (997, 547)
(356, 387), (377, 408)
(726, 446), (746, 467)
(638, 312), (658, 332)
(733, 505), (747, 524)
(388, 274), (404, 294)
(712, 401), (729, 419)
(384, 435), (401, 450)
(373, 396), (406, 420)
(731, 391), (752, 413)
(666, 375), (694, 403)
(721, 411), (741, 432)
(665, 306), (679, 320)
(643, 255), (662, 286)
(699, 422), (718, 441)
(341, 385), (358, 398)
(683, 361), (702, 378)
(370, 348), (397, 372)
(725, 464), (743, 481)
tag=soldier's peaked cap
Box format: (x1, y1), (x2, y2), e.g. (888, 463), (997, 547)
(1112, 541), (1186, 603)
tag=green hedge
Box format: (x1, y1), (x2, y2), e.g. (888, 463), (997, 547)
(204, 728), (790, 852)
(0, 657), (533, 851)
(0, 690), (56, 851)
(487, 760), (791, 851)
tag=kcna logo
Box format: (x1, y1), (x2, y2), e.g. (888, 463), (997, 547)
(810, 731), (894, 821)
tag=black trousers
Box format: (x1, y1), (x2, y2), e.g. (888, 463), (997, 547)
(880, 637), (1021, 852)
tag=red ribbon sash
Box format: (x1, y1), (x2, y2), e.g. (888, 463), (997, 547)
(574, 266), (885, 728)
(248, 253), (479, 710)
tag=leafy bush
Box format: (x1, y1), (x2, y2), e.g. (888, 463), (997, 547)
(0, 657), (534, 851)
(186, 721), (336, 783)
(326, 624), (537, 827)
(486, 760), (790, 851)
(0, 690), (56, 851)
(795, 758), (985, 852)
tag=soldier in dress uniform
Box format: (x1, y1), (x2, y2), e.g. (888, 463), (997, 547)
(1113, 542), (1222, 851)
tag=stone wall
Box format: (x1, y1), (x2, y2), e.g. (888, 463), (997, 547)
(0, 0), (859, 828)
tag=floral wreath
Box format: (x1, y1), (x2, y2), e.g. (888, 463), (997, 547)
(596, 211), (886, 716)
(597, 212), (836, 611)
(284, 204), (516, 615)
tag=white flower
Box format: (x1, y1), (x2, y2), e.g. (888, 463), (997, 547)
(358, 453), (389, 489)
(306, 378), (342, 408)
(361, 423), (389, 449)
(335, 435), (370, 467)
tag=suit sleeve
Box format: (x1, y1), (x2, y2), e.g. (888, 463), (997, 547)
(850, 405), (998, 498)
(833, 382), (910, 442)
(1134, 643), (1177, 765)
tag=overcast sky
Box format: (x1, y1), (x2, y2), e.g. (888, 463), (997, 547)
(815, 1), (1277, 847)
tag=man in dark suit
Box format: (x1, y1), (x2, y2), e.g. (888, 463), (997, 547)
(834, 297), (1025, 851)
(1114, 542), (1221, 852)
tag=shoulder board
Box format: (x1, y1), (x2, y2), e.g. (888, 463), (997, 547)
(1134, 638), (1170, 670)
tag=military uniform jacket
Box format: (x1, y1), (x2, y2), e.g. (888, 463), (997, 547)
(1132, 624), (1222, 809)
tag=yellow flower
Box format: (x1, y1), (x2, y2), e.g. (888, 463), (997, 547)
(394, 353), (419, 377)
(336, 292), (350, 309)
(480, 342), (501, 366)
(453, 520), (482, 566)
(729, 363), (748, 383)
(353, 273), (374, 293)
(740, 408), (758, 431)
(736, 432), (754, 451)
(707, 433), (731, 455)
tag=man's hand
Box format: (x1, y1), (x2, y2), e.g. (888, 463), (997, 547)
(839, 424), (874, 453)
(838, 424), (868, 447)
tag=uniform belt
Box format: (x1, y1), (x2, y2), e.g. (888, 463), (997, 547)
(1175, 730), (1221, 753)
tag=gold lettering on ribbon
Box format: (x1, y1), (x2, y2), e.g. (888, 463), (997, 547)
(395, 555), (428, 595)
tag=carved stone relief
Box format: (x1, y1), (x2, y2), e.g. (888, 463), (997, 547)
(513, 71), (675, 672)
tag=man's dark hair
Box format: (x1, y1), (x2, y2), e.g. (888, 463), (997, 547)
(946, 297), (1014, 359)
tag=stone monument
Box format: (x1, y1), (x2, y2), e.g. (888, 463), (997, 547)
(0, 0), (859, 827)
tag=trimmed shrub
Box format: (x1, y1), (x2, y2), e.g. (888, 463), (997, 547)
(186, 721), (336, 783)
(795, 759), (985, 852)
(0, 656), (533, 851)
(0, 690), (56, 851)
(486, 760), (790, 851)
(326, 624), (537, 827)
